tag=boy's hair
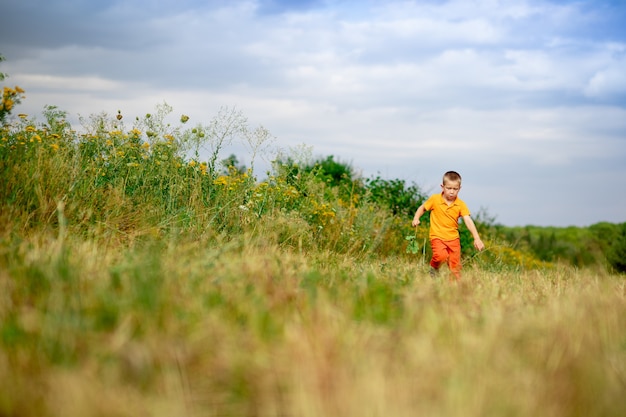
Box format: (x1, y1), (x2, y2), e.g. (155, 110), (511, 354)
(443, 171), (462, 184)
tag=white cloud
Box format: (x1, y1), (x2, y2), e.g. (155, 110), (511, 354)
(17, 73), (123, 92)
(584, 56), (626, 99)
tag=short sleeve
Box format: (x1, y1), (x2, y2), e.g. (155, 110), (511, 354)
(424, 194), (436, 211)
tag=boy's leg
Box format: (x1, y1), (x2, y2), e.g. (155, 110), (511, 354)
(430, 239), (449, 271)
(446, 238), (462, 280)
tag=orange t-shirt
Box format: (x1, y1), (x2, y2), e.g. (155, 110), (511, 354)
(424, 193), (470, 241)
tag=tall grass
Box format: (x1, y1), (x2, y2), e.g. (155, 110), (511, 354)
(1, 104), (624, 416)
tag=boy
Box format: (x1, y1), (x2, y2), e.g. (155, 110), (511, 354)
(412, 171), (485, 280)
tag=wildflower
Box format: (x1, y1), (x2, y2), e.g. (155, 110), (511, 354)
(50, 143), (59, 151)
(189, 160), (197, 167)
(213, 176), (228, 186)
(180, 115), (189, 123)
(142, 142), (150, 150)
(18, 113), (27, 119)
(15, 86), (25, 94)
(25, 125), (36, 132)
(130, 128), (142, 136)
(106, 139), (113, 146)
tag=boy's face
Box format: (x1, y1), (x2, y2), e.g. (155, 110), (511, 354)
(441, 180), (461, 202)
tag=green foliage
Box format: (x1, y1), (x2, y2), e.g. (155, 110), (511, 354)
(494, 224), (618, 268)
(405, 234), (420, 254)
(305, 155), (356, 187)
(606, 223), (626, 273)
(365, 175), (425, 217)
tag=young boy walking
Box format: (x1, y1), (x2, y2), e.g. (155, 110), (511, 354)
(412, 171), (485, 280)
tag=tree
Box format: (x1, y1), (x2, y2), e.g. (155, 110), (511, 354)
(305, 155), (356, 188)
(606, 223), (626, 273)
(220, 154), (247, 175)
(365, 175), (425, 217)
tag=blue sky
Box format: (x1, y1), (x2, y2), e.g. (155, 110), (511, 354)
(1, 0), (625, 226)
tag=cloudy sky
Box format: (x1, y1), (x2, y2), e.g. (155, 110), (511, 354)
(1, 0), (625, 227)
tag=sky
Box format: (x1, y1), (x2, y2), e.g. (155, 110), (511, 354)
(1, 0), (625, 227)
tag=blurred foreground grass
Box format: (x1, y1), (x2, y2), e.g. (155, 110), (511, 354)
(1, 229), (624, 417)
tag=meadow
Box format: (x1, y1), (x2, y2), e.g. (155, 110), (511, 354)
(1, 93), (625, 416)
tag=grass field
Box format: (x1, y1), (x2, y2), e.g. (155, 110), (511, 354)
(1, 102), (625, 416)
(1, 228), (625, 417)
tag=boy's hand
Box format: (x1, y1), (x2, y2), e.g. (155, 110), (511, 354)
(412, 219), (420, 227)
(474, 238), (485, 251)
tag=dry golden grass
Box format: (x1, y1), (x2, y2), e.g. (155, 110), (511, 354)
(1, 230), (624, 417)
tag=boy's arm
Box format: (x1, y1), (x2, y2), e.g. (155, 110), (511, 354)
(462, 215), (485, 251)
(412, 203), (426, 227)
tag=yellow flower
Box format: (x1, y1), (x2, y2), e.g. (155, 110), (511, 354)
(50, 143), (59, 151)
(25, 126), (36, 132)
(213, 176), (228, 186)
(106, 139), (113, 146)
(130, 128), (142, 136)
(142, 142), (150, 150)
(18, 113), (27, 119)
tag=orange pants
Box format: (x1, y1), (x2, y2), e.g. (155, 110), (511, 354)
(430, 238), (462, 280)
